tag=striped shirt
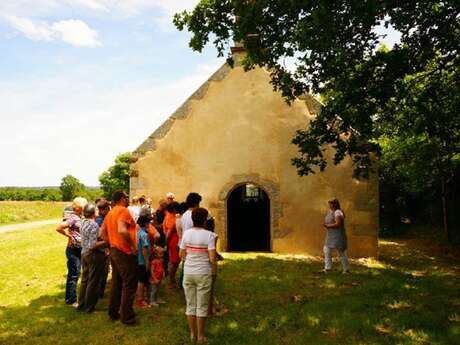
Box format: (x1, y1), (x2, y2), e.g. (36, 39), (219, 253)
(180, 228), (216, 275)
(80, 219), (99, 255)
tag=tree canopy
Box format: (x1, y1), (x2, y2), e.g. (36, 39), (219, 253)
(60, 175), (85, 201)
(174, 0), (459, 178)
(99, 152), (131, 199)
(175, 1), (460, 239)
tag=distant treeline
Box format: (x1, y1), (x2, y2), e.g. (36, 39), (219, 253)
(0, 187), (102, 202)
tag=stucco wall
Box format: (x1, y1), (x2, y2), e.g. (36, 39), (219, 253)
(130, 62), (378, 257)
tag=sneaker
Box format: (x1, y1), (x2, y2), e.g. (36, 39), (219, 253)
(135, 300), (149, 308)
(342, 270), (351, 274)
(149, 302), (159, 307)
(156, 299), (166, 304)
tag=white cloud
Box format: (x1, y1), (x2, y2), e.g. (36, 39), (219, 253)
(69, 0), (109, 11)
(0, 0), (200, 38)
(118, 0), (199, 15)
(0, 59), (223, 186)
(3, 16), (100, 47)
(3, 16), (54, 41)
(52, 19), (100, 47)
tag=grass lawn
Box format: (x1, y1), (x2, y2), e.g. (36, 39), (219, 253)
(0, 201), (67, 225)
(0, 225), (459, 345)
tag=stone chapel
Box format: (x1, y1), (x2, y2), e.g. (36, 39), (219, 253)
(130, 50), (379, 257)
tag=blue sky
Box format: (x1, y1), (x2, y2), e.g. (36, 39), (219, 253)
(0, 0), (225, 187)
(0, 1), (401, 187)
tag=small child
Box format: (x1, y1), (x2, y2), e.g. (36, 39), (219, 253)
(136, 215), (151, 308)
(149, 247), (165, 307)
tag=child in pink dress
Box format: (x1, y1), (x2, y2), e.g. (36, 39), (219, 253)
(149, 247), (165, 307)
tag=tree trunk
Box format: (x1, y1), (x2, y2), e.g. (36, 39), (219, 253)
(441, 177), (450, 242)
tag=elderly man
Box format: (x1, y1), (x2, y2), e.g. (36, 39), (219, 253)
(166, 192), (175, 204)
(100, 191), (138, 325)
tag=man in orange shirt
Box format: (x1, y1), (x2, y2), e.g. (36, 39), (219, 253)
(100, 191), (138, 325)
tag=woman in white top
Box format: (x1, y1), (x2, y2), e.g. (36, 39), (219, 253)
(179, 207), (216, 344)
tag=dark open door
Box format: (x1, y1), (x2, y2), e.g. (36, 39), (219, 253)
(227, 184), (270, 251)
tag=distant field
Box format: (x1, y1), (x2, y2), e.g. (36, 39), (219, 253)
(0, 201), (68, 225)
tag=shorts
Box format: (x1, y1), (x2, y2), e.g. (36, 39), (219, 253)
(183, 274), (212, 317)
(138, 265), (149, 285)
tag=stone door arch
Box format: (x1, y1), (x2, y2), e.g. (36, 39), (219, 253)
(216, 174), (281, 251)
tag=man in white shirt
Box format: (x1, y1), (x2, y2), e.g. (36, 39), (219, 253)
(127, 196), (140, 221)
(181, 192), (202, 233)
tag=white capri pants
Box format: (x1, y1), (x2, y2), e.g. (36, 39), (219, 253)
(183, 274), (212, 317)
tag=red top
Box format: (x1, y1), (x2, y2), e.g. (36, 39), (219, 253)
(149, 259), (164, 284)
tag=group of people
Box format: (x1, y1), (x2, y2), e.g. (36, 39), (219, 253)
(56, 189), (349, 343)
(56, 190), (218, 343)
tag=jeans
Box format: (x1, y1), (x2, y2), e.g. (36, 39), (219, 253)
(65, 246), (81, 304)
(323, 246), (349, 272)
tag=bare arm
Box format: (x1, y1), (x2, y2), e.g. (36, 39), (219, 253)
(176, 219), (183, 241)
(92, 240), (106, 249)
(324, 215), (344, 229)
(56, 221), (71, 238)
(152, 226), (161, 239)
(179, 248), (186, 261)
(117, 219), (136, 251)
(208, 249), (217, 265)
(147, 224), (161, 240)
(100, 223), (108, 242)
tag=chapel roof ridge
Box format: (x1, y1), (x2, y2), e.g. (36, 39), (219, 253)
(132, 62), (231, 161)
(131, 62), (322, 162)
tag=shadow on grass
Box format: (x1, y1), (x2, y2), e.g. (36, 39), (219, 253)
(1, 243), (460, 345)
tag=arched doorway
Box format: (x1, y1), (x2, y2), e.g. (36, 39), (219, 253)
(227, 183), (270, 251)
